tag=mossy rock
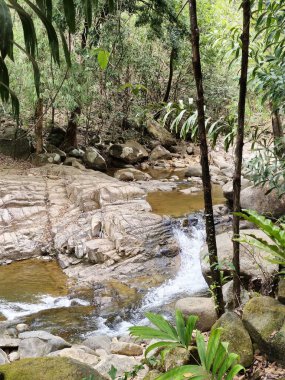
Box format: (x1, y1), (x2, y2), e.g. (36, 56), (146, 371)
(0, 357), (107, 380)
(143, 370), (162, 380)
(213, 312), (253, 367)
(243, 296), (285, 365)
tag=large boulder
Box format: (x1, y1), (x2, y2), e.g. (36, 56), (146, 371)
(83, 147), (107, 171)
(114, 168), (151, 182)
(212, 312), (253, 367)
(175, 297), (217, 332)
(0, 357), (106, 380)
(278, 279), (285, 305)
(222, 177), (251, 202)
(0, 124), (31, 159)
(18, 331), (70, 359)
(110, 341), (143, 356)
(241, 186), (285, 217)
(146, 120), (176, 148)
(149, 145), (172, 161)
(185, 165), (202, 178)
(109, 140), (148, 164)
(200, 229), (278, 283)
(48, 346), (100, 367)
(94, 354), (139, 378)
(243, 296), (285, 365)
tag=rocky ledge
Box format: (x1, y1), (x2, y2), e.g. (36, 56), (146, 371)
(0, 165), (179, 286)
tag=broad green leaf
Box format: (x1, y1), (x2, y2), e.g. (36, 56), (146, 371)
(0, 0), (13, 59)
(145, 341), (181, 357)
(63, 0), (76, 33)
(185, 315), (198, 347)
(97, 49), (110, 70)
(205, 328), (222, 372)
(175, 310), (186, 346)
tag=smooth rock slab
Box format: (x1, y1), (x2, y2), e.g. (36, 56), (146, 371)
(48, 347), (100, 366)
(0, 338), (20, 349)
(175, 297), (217, 332)
(94, 354), (139, 378)
(243, 296), (285, 365)
(83, 335), (111, 353)
(111, 341), (143, 356)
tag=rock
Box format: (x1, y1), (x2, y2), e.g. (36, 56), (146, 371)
(86, 239), (116, 264)
(63, 157), (85, 170)
(48, 347), (100, 367)
(0, 338), (20, 349)
(163, 347), (190, 372)
(45, 144), (66, 161)
(0, 124), (31, 159)
(241, 186), (285, 217)
(68, 148), (85, 158)
(16, 324), (29, 333)
(47, 127), (66, 147)
(200, 229), (278, 284)
(185, 165), (202, 178)
(0, 347), (9, 364)
(186, 145), (194, 155)
(222, 178), (251, 202)
(212, 312), (253, 367)
(83, 335), (111, 353)
(243, 296), (285, 365)
(18, 331), (70, 358)
(143, 370), (163, 380)
(83, 147), (107, 171)
(146, 120), (176, 148)
(0, 357), (106, 380)
(109, 140), (148, 164)
(8, 351), (20, 362)
(222, 280), (249, 310)
(31, 153), (61, 166)
(111, 341), (143, 356)
(149, 145), (172, 161)
(175, 297), (217, 332)
(94, 354), (139, 378)
(0, 165), (178, 287)
(278, 279), (285, 305)
(114, 168), (151, 182)
(212, 157), (232, 171)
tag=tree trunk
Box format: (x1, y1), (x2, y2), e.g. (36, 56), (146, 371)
(35, 97), (44, 154)
(61, 107), (81, 149)
(188, 0), (224, 316)
(271, 108), (284, 157)
(232, 0), (251, 306)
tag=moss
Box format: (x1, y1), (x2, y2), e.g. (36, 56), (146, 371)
(0, 357), (107, 380)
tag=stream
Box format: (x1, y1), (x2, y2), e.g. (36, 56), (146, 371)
(0, 182), (225, 341)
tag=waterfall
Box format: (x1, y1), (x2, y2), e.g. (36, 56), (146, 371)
(86, 215), (209, 337)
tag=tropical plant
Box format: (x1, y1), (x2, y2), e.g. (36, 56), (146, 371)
(129, 312), (244, 380)
(129, 310), (198, 356)
(234, 209), (285, 268)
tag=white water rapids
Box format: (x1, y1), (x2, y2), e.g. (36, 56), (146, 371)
(0, 217), (209, 337)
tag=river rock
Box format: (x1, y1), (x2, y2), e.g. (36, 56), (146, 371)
(94, 354), (139, 378)
(18, 331), (70, 359)
(241, 186), (285, 217)
(222, 178), (251, 202)
(83, 335), (111, 353)
(16, 324), (29, 333)
(212, 312), (253, 367)
(0, 357), (106, 380)
(146, 120), (176, 148)
(31, 153), (61, 166)
(68, 148), (85, 158)
(278, 279), (285, 305)
(110, 341), (143, 356)
(114, 168), (151, 181)
(8, 351), (20, 362)
(163, 347), (190, 372)
(0, 123), (31, 159)
(200, 229), (278, 284)
(0, 338), (20, 349)
(184, 165), (202, 178)
(175, 297), (217, 331)
(222, 280), (249, 310)
(48, 347), (100, 366)
(109, 140), (148, 164)
(0, 348), (9, 364)
(83, 147), (107, 171)
(149, 145), (172, 161)
(243, 296), (285, 365)
(46, 144), (66, 161)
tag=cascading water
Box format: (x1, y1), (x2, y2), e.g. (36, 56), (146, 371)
(88, 214), (209, 337)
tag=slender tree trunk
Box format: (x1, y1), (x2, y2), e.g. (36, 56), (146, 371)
(35, 97), (44, 154)
(232, 0), (251, 306)
(163, 47), (176, 103)
(271, 107), (284, 157)
(188, 0), (224, 316)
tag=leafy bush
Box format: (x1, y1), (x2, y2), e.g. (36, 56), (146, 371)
(234, 209), (285, 267)
(129, 311), (244, 380)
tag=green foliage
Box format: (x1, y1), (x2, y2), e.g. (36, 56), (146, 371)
(234, 209), (285, 267)
(108, 363), (144, 380)
(129, 311), (198, 357)
(130, 312), (244, 380)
